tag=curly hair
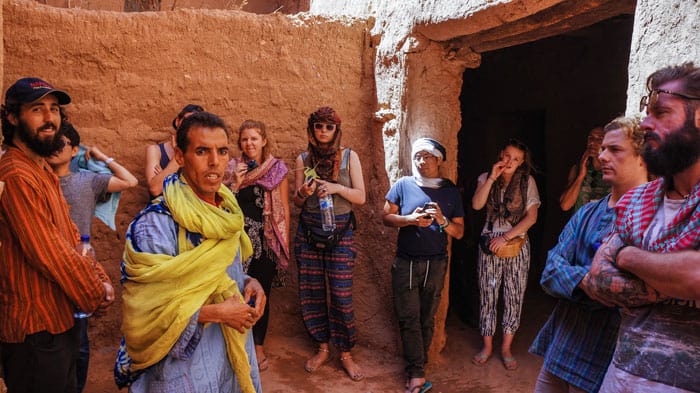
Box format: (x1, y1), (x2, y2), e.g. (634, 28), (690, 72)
(604, 116), (644, 156)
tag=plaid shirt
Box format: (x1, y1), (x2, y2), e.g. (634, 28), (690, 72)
(0, 147), (108, 343)
(530, 196), (620, 393)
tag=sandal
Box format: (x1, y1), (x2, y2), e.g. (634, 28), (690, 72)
(340, 354), (364, 382)
(502, 355), (518, 371)
(304, 347), (330, 373)
(406, 379), (432, 393)
(471, 351), (491, 366)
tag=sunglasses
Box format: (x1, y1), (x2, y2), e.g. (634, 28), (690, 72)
(640, 89), (700, 113)
(314, 123), (336, 131)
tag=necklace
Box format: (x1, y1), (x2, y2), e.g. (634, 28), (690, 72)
(670, 188), (689, 199)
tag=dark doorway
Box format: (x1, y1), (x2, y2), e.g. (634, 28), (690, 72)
(450, 14), (635, 327)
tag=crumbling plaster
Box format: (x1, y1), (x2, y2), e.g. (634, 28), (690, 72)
(625, 0), (700, 116)
(310, 0), (567, 183)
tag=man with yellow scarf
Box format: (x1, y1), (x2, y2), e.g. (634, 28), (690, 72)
(115, 111), (265, 393)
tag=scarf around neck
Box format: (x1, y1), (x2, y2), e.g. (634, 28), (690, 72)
(487, 171), (528, 227)
(228, 156), (290, 269)
(121, 173), (255, 392)
(307, 128), (342, 182)
(616, 177), (700, 252)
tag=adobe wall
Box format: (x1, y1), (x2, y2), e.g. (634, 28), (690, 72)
(3, 0), (391, 350)
(625, 0), (700, 114)
(40, 0), (309, 13)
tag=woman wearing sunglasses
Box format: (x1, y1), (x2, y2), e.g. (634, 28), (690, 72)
(471, 139), (540, 371)
(293, 106), (366, 381)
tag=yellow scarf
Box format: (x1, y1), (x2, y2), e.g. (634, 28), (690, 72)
(121, 174), (255, 392)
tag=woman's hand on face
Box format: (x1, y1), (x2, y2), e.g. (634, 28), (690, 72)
(491, 159), (507, 179)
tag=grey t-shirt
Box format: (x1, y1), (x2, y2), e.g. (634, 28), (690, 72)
(59, 171), (112, 236)
(612, 196), (700, 391)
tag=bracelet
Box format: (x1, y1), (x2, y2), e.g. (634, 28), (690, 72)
(612, 245), (629, 268)
(488, 177), (497, 182)
(439, 219), (450, 232)
(104, 157), (115, 165)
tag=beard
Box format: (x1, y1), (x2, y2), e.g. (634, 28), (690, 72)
(16, 119), (62, 157)
(642, 113), (700, 178)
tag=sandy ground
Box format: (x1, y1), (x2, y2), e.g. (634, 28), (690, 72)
(83, 289), (554, 393)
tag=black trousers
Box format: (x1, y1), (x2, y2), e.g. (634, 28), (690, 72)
(247, 253), (277, 346)
(392, 256), (448, 379)
(1, 324), (79, 393)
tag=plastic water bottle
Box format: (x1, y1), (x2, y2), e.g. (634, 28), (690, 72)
(319, 194), (336, 231)
(74, 235), (95, 318)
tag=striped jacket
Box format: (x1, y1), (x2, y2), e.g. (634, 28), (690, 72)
(0, 147), (108, 342)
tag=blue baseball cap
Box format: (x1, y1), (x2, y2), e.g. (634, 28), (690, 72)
(5, 77), (71, 106)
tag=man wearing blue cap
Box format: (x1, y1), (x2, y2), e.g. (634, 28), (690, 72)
(0, 77), (114, 393)
(383, 137), (464, 393)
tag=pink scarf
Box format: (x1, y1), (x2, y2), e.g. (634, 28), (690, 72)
(225, 156), (290, 269)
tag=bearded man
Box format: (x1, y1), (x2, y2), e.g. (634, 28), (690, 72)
(585, 62), (700, 392)
(0, 77), (114, 393)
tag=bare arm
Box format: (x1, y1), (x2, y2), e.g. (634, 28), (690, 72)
(580, 233), (660, 308)
(489, 204), (538, 254)
(617, 246), (700, 300)
(506, 203), (538, 239)
(85, 146), (138, 192)
(292, 155), (315, 208)
(315, 149), (366, 205)
(472, 175), (494, 210)
(473, 160), (508, 210)
(145, 142), (179, 196)
(198, 296), (257, 334)
(382, 200), (434, 228)
(559, 154), (589, 211)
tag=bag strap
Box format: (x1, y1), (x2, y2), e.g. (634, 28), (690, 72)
(299, 211), (356, 239)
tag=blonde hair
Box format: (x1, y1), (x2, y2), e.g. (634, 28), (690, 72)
(604, 116), (644, 156)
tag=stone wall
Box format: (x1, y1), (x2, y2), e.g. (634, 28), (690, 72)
(3, 0), (389, 349)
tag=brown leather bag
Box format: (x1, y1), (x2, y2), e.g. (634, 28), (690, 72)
(495, 235), (526, 258)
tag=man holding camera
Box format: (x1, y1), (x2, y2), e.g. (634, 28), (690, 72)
(383, 137), (464, 393)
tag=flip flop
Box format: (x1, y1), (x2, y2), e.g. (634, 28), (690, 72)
(502, 356), (519, 371)
(407, 380), (432, 393)
(471, 352), (491, 366)
(419, 381), (433, 393)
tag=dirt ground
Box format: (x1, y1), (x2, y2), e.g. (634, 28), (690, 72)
(83, 289), (554, 393)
